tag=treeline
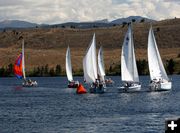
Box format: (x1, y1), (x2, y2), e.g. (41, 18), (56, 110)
(0, 59), (179, 77)
(0, 64), (63, 77)
(107, 59), (179, 76)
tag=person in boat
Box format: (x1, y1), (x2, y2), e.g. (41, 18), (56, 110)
(99, 81), (103, 91)
(95, 79), (99, 88)
(28, 79), (33, 86)
(124, 82), (128, 87)
(91, 79), (99, 89)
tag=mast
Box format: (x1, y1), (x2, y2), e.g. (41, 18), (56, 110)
(22, 39), (26, 80)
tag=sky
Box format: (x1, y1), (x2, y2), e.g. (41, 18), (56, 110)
(0, 0), (180, 24)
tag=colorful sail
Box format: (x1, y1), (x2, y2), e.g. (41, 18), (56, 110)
(14, 53), (23, 79)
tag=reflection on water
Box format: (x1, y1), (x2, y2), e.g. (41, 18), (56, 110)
(13, 86), (23, 91)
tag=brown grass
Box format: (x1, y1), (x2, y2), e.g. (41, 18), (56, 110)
(0, 18), (180, 72)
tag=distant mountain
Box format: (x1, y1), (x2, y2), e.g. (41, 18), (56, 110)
(48, 21), (114, 29)
(0, 16), (155, 29)
(0, 20), (39, 28)
(93, 19), (109, 23)
(49, 16), (155, 29)
(111, 16), (155, 24)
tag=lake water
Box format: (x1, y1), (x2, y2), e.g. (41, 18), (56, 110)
(0, 76), (179, 133)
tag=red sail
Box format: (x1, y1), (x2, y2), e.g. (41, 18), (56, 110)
(14, 53), (23, 79)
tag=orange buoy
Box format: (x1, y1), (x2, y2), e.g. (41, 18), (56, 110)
(76, 84), (87, 94)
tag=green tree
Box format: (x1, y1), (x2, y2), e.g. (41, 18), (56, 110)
(37, 66), (41, 76)
(109, 65), (112, 73)
(7, 63), (13, 76)
(156, 27), (160, 32)
(177, 53), (180, 58)
(40, 66), (45, 76)
(132, 19), (136, 22)
(45, 64), (49, 75)
(0, 67), (6, 76)
(140, 18), (145, 23)
(49, 68), (55, 76)
(137, 59), (148, 75)
(166, 59), (175, 75)
(122, 22), (127, 27)
(55, 64), (61, 76)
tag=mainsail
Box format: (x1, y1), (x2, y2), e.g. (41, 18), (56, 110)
(14, 53), (23, 79)
(98, 46), (105, 81)
(66, 46), (73, 81)
(83, 33), (97, 83)
(148, 26), (169, 81)
(14, 39), (26, 80)
(121, 24), (139, 82)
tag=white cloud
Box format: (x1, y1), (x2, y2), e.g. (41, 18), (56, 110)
(0, 0), (179, 24)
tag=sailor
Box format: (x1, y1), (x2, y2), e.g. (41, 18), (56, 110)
(96, 79), (99, 87)
(99, 81), (103, 91)
(76, 81), (80, 86)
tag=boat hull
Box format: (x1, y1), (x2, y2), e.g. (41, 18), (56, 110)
(68, 84), (78, 88)
(68, 81), (79, 88)
(149, 81), (172, 91)
(68, 82), (79, 88)
(22, 81), (38, 87)
(119, 84), (141, 92)
(89, 86), (105, 94)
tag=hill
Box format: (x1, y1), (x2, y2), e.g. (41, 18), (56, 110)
(0, 20), (38, 28)
(0, 18), (179, 74)
(111, 16), (154, 24)
(0, 16), (153, 29)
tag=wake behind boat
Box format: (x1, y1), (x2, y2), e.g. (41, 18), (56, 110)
(119, 24), (141, 92)
(65, 46), (79, 88)
(83, 33), (105, 93)
(148, 26), (172, 91)
(14, 38), (38, 87)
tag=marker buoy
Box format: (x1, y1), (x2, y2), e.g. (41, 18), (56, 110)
(76, 84), (87, 94)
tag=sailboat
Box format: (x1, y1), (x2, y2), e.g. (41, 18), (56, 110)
(97, 46), (114, 87)
(14, 39), (38, 87)
(120, 24), (141, 91)
(148, 26), (172, 91)
(65, 46), (79, 88)
(83, 33), (105, 93)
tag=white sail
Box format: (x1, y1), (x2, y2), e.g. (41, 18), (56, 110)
(66, 46), (73, 81)
(22, 39), (26, 80)
(83, 33), (97, 83)
(98, 46), (105, 81)
(121, 24), (139, 82)
(148, 26), (169, 81)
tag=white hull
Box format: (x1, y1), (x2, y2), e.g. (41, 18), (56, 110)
(149, 81), (172, 91)
(22, 80), (38, 87)
(119, 84), (141, 92)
